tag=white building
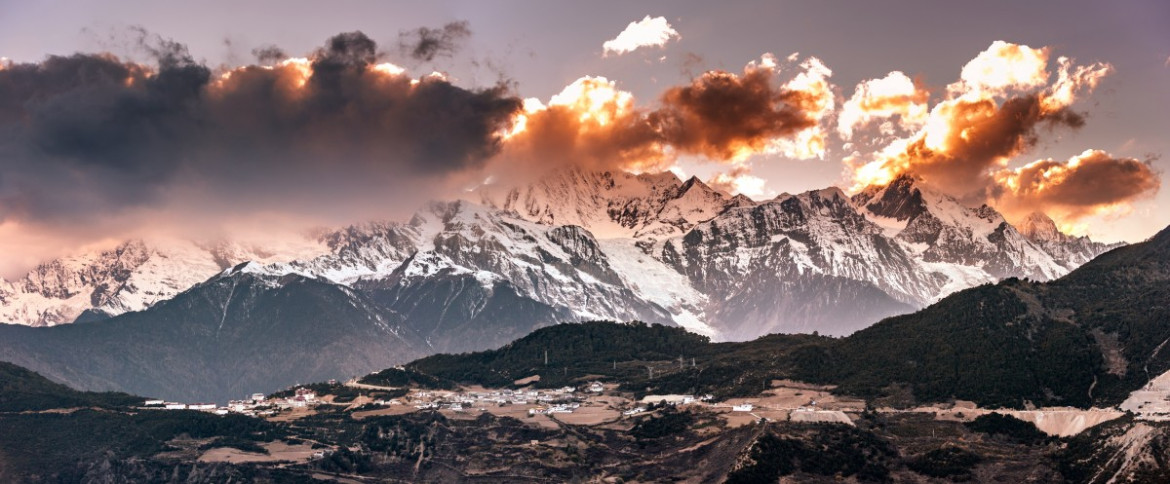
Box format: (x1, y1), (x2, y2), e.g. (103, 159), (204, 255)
(143, 399), (165, 406)
(641, 394), (696, 405)
(732, 404), (754, 412)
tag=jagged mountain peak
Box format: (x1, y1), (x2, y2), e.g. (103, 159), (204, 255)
(476, 167), (735, 240)
(678, 174), (719, 194)
(1015, 211), (1065, 242)
(851, 173), (928, 221)
(849, 173), (1121, 282)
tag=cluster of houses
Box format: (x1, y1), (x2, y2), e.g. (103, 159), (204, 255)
(143, 380), (737, 420)
(357, 381), (625, 416)
(387, 385), (596, 414)
(143, 399), (220, 412)
(639, 394), (715, 406)
(142, 387), (322, 416)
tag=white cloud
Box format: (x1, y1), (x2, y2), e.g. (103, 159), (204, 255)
(602, 15), (680, 56)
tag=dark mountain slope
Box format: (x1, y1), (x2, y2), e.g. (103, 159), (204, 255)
(356, 266), (573, 354)
(0, 267), (425, 402)
(798, 226), (1170, 408)
(796, 280), (1103, 408)
(0, 361), (139, 412)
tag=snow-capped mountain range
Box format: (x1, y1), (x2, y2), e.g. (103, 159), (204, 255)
(0, 238), (328, 327)
(0, 168), (1121, 342)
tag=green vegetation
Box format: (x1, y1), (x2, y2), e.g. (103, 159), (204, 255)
(965, 413), (1048, 445)
(908, 446), (983, 480)
(629, 408), (694, 440)
(409, 320), (829, 399)
(793, 281), (1102, 409)
(0, 409), (284, 480)
(725, 424), (897, 483)
(0, 361), (140, 411)
(358, 366), (455, 389)
(409, 321), (715, 388)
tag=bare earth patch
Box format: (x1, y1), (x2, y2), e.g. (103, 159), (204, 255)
(198, 441), (317, 464)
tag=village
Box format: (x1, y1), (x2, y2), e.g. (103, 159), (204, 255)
(140, 375), (867, 431)
(139, 373), (1146, 440)
(142, 381), (334, 417)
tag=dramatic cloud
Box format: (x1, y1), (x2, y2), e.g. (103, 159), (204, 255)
(498, 76), (667, 173)
(844, 41), (1149, 227)
(653, 54), (833, 161)
(397, 21), (471, 62)
(994, 149), (1160, 222)
(0, 30), (521, 232)
(851, 93), (1087, 200)
(602, 15), (680, 56)
(0, 26), (846, 275)
(497, 53), (836, 177)
(837, 71), (929, 140)
(4, 30), (1155, 274)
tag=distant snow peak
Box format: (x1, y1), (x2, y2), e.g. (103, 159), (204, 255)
(475, 167), (744, 241)
(0, 167), (1124, 344)
(0, 234), (327, 327)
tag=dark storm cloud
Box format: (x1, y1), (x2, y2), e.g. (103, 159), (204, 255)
(0, 30), (522, 224)
(127, 25), (199, 69)
(397, 21), (471, 62)
(251, 45), (287, 64)
(317, 31), (379, 66)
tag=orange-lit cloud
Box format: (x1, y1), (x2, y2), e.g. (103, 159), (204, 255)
(602, 15), (680, 56)
(498, 53), (836, 179)
(993, 149), (1161, 222)
(843, 41), (1149, 227)
(498, 76), (669, 173)
(654, 54), (833, 161)
(838, 71), (929, 139)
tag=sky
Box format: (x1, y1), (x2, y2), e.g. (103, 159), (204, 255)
(0, 0), (1167, 277)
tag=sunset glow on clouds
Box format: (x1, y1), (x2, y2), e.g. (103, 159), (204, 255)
(838, 71), (929, 140)
(843, 41), (1155, 229)
(0, 10), (1164, 275)
(498, 53), (836, 175)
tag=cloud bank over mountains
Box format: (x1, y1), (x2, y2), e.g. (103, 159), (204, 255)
(0, 25), (1159, 275)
